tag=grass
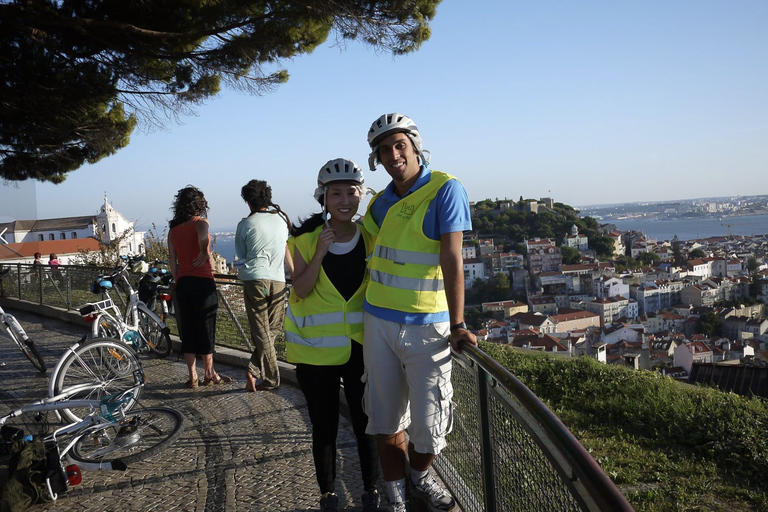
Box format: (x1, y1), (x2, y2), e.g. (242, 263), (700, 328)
(481, 342), (768, 511)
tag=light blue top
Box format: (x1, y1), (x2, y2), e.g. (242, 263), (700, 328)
(363, 167), (472, 325)
(234, 211), (289, 282)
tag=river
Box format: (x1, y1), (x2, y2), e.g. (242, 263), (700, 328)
(606, 214), (768, 242)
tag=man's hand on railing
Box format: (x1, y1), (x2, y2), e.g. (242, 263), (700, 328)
(450, 328), (477, 354)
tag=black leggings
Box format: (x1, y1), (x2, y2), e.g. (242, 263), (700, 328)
(295, 342), (379, 494)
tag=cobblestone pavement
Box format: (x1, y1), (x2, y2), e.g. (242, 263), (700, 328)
(0, 307), (442, 512)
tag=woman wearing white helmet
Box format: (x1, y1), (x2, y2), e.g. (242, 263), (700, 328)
(285, 158), (380, 512)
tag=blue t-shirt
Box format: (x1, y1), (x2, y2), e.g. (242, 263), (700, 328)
(363, 167), (472, 325)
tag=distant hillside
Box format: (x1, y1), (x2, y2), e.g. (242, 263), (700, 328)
(470, 198), (614, 258)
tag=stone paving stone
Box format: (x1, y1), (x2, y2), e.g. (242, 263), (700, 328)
(1, 308), (458, 512)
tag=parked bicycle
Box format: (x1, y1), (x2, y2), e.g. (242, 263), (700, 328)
(138, 259), (175, 323)
(79, 256), (172, 358)
(1, 373), (184, 502)
(48, 336), (144, 423)
(0, 302), (47, 374)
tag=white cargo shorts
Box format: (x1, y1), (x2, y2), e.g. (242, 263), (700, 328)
(362, 313), (454, 455)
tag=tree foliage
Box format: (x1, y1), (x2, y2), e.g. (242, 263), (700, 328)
(471, 198), (603, 246)
(697, 312), (723, 337)
(590, 235), (615, 260)
(671, 235), (684, 265)
(560, 246), (581, 265)
(0, 0), (441, 182)
(636, 251), (660, 266)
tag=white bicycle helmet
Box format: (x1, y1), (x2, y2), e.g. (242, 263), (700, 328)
(314, 158), (367, 202)
(317, 158), (365, 188)
(314, 158), (372, 225)
(367, 113), (429, 171)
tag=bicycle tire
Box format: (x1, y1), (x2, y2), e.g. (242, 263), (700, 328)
(52, 339), (143, 423)
(5, 320), (47, 373)
(69, 407), (184, 465)
(137, 308), (172, 357)
(92, 314), (121, 340)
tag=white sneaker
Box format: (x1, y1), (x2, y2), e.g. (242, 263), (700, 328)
(410, 474), (455, 512)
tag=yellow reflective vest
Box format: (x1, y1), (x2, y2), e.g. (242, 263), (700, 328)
(363, 171), (454, 314)
(285, 225), (374, 366)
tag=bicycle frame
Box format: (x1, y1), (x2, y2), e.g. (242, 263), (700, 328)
(81, 259), (168, 353)
(1, 391), (139, 471)
(0, 303), (47, 372)
(1, 382), (144, 500)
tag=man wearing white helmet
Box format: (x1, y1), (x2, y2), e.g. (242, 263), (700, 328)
(362, 113), (477, 512)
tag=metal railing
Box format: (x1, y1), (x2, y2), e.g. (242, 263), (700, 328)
(0, 262), (280, 357)
(1, 262), (632, 511)
(438, 344), (633, 511)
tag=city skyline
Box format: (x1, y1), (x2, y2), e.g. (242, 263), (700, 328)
(1, 0), (767, 232)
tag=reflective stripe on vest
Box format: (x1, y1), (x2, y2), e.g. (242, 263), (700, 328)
(370, 270), (445, 293)
(284, 330), (350, 348)
(373, 246), (441, 267)
(286, 308), (364, 329)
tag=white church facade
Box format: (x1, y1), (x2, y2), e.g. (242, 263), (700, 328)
(0, 197), (145, 264)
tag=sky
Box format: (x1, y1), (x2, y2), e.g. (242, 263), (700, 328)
(1, 0), (767, 232)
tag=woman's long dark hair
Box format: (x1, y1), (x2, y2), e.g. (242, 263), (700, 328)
(241, 179), (292, 231)
(169, 186), (208, 229)
(291, 213), (325, 237)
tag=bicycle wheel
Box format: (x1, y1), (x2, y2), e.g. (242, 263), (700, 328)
(137, 308), (172, 357)
(52, 339), (143, 423)
(4, 319), (47, 373)
(93, 314), (121, 340)
(69, 407), (184, 465)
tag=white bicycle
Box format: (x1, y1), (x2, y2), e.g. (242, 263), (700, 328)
(2, 368), (184, 502)
(79, 256), (172, 358)
(0, 303), (47, 373)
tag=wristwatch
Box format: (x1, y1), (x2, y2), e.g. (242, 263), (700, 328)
(450, 321), (467, 332)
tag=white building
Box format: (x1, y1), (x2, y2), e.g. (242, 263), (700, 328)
(594, 276), (629, 300)
(463, 258), (486, 288)
(0, 196), (145, 261)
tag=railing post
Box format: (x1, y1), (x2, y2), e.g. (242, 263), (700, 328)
(475, 364), (497, 512)
(216, 287), (253, 350)
(66, 269), (71, 310)
(37, 267), (43, 304)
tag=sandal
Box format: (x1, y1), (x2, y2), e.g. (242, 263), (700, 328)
(203, 374), (233, 386)
(185, 378), (199, 389)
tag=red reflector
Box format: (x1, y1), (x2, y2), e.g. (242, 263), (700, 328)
(66, 465), (82, 485)
(84, 315), (95, 323)
(159, 294), (171, 301)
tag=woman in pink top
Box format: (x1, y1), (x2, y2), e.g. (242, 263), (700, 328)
(168, 186), (232, 388)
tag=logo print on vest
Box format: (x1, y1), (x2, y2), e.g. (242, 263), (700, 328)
(399, 203), (415, 217)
